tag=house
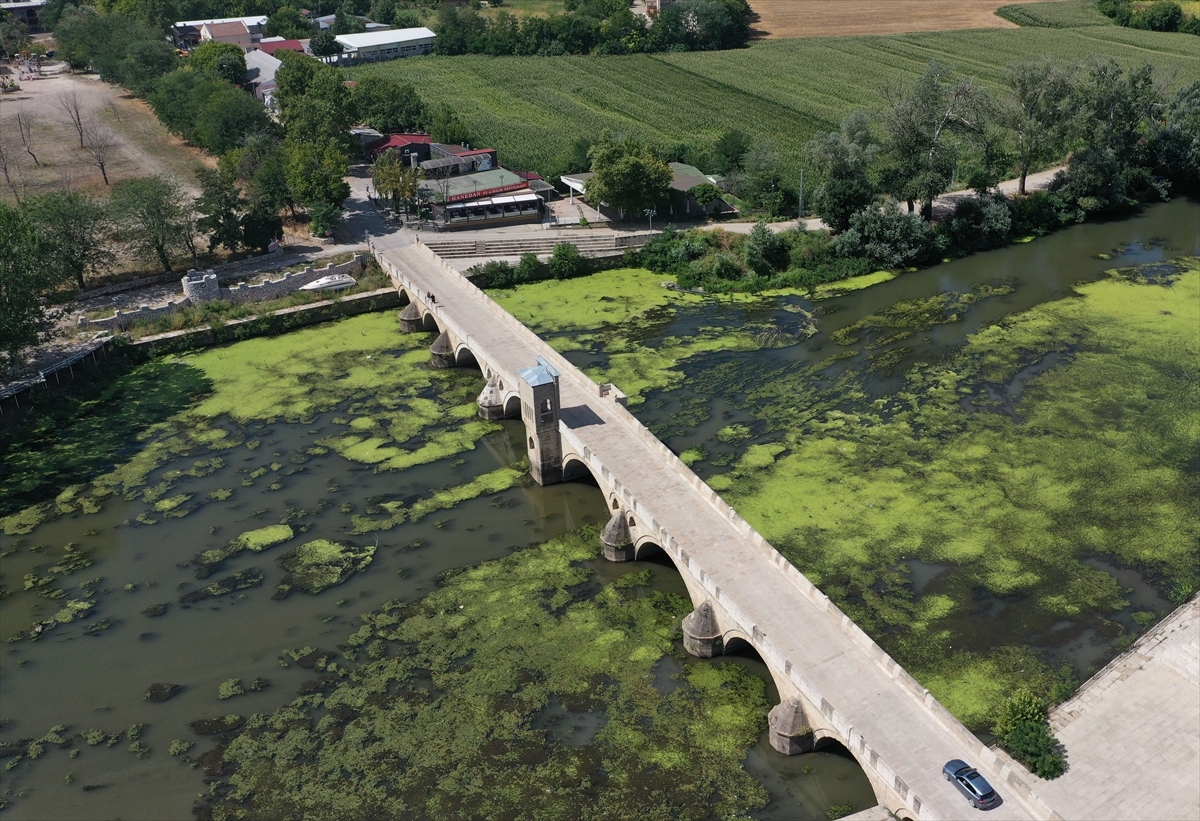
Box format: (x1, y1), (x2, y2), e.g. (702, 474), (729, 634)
(560, 162), (735, 220)
(422, 145), (499, 175)
(200, 20), (254, 50)
(174, 16), (267, 48)
(244, 49), (283, 102)
(256, 38), (305, 55)
(332, 27), (436, 63)
(366, 133), (432, 165)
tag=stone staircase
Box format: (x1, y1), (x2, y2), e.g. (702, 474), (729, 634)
(422, 232), (655, 260)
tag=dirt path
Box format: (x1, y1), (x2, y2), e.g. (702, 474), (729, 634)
(746, 0), (1055, 38)
(0, 66), (209, 202)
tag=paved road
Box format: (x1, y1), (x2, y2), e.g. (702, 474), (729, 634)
(380, 242), (1045, 821)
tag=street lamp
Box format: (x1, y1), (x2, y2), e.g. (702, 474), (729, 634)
(644, 208), (657, 232)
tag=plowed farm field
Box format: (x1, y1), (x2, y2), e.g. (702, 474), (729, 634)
(747, 0), (1051, 37)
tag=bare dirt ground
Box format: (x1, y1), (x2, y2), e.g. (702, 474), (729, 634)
(0, 64), (211, 204)
(746, 0), (1052, 38)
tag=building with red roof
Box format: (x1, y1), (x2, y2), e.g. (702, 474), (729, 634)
(257, 39), (305, 55)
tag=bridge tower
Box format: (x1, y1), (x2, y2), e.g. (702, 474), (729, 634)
(519, 357), (563, 485)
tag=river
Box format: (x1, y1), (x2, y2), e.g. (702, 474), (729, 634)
(1, 198), (1196, 819)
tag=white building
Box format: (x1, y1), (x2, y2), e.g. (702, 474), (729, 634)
(333, 27), (435, 63)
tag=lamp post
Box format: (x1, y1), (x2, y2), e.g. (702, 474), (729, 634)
(644, 208), (656, 232)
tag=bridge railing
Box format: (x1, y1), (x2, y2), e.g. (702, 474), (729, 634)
(377, 241), (1062, 821)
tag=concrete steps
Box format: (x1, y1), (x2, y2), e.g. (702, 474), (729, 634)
(423, 233), (654, 259)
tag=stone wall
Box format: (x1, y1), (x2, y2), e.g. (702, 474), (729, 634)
(81, 255), (365, 330)
(77, 247), (286, 300)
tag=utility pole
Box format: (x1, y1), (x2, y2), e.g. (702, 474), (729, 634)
(798, 168), (805, 220)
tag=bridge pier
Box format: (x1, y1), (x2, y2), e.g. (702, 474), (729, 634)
(429, 331), (456, 368)
(600, 511), (635, 562)
(768, 697), (814, 755)
(682, 601), (723, 657)
(398, 302), (424, 333)
(477, 375), (507, 420)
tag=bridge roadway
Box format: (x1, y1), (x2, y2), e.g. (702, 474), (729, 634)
(375, 240), (1055, 821)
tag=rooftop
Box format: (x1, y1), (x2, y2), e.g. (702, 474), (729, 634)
(257, 39), (305, 54)
(334, 27), (436, 49)
(368, 133), (432, 153)
(244, 49), (283, 85)
(177, 15), (266, 28)
(421, 168), (526, 202)
(203, 20), (250, 36)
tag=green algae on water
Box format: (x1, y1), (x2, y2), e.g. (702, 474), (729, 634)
(274, 540), (376, 598)
(204, 528), (769, 820)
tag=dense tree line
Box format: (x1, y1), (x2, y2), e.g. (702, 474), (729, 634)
(434, 0), (752, 57)
(1097, 0), (1200, 34)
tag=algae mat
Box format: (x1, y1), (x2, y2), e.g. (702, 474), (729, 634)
(494, 259), (1200, 731)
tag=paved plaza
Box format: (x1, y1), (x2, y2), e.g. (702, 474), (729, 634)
(1038, 598), (1200, 821)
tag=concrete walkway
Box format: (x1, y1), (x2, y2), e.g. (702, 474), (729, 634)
(379, 241), (1047, 821)
(1037, 597), (1200, 821)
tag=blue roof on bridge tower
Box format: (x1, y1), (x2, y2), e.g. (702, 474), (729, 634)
(519, 357), (560, 387)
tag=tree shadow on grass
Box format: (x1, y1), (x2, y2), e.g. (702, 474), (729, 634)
(0, 357), (214, 517)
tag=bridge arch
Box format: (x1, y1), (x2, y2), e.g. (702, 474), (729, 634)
(454, 344), (478, 369)
(421, 312), (440, 333)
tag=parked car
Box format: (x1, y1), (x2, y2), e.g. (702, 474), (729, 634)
(943, 759), (999, 809)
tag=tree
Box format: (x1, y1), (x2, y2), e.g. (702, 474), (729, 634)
(24, 191), (114, 289)
(832, 200), (932, 268)
(15, 113), (40, 168)
(80, 117), (119, 184)
(0, 15), (28, 58)
(584, 132), (672, 220)
(429, 107), (469, 145)
(689, 182), (722, 207)
(285, 138), (351, 224)
(310, 29), (344, 56)
(193, 84), (274, 155)
(331, 1), (366, 34)
(879, 62), (991, 219)
(273, 50), (323, 115)
(264, 6), (314, 40)
(196, 166), (246, 254)
(241, 205), (283, 252)
(1001, 60), (1077, 195)
(109, 176), (188, 272)
(711, 129), (751, 174)
(0, 204), (59, 373)
(743, 221), (788, 275)
(806, 111), (879, 232)
(373, 149), (422, 213)
(189, 41), (247, 86)
(353, 75), (427, 133)
(1153, 79), (1200, 191)
(992, 689), (1065, 779)
(57, 88), (88, 149)
(284, 66), (355, 151)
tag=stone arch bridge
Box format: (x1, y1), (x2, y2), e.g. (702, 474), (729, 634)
(376, 240), (1060, 821)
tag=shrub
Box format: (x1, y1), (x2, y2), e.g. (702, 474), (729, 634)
(470, 259), (514, 288)
(993, 688), (1066, 779)
(1010, 191), (1069, 237)
(833, 201), (932, 268)
(743, 221), (789, 275)
(218, 678), (246, 699)
(547, 243), (584, 280)
(514, 252), (542, 283)
(1129, 0), (1183, 30)
(940, 195), (1013, 254)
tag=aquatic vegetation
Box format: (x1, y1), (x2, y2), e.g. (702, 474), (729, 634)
(711, 264), (1199, 725)
(829, 282), (1016, 347)
(169, 740), (194, 756)
(194, 525), (295, 574)
(205, 529), (768, 820)
(217, 679), (246, 700)
(350, 465), (527, 534)
(274, 540), (376, 598)
(181, 570), (265, 603)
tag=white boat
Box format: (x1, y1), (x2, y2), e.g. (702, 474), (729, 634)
(300, 274), (357, 292)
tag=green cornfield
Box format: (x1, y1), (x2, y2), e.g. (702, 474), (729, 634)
(348, 26), (1200, 182)
(995, 1), (1116, 28)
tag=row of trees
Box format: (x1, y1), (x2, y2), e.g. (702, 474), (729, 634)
(804, 60), (1200, 240)
(434, 0), (752, 57)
